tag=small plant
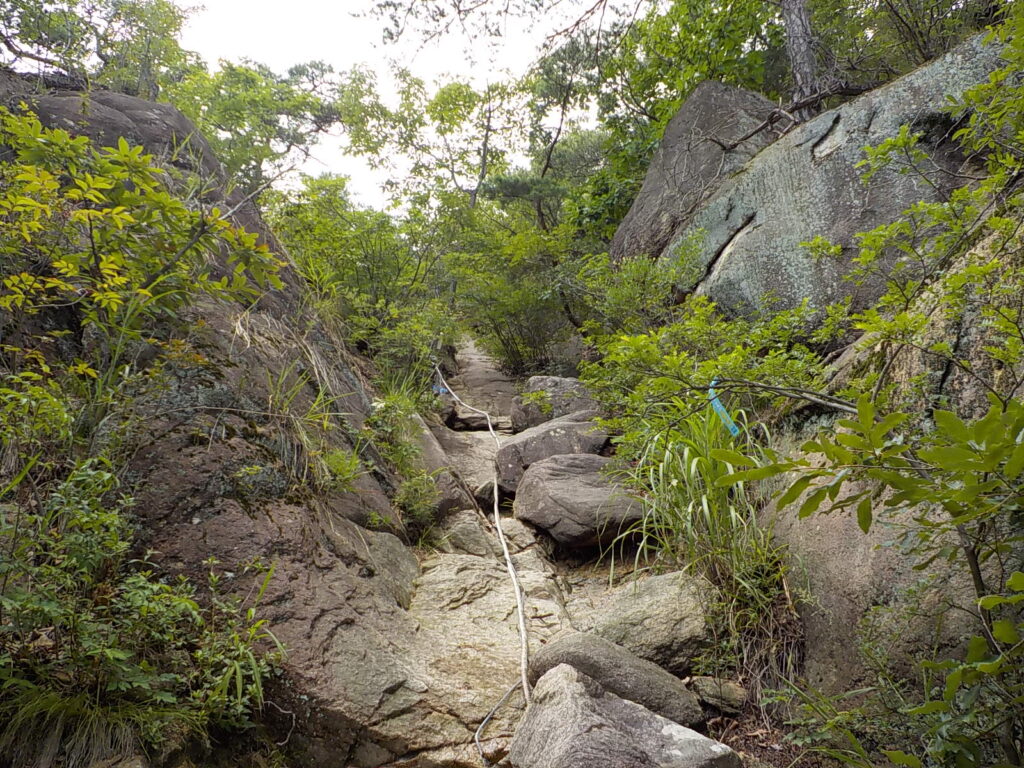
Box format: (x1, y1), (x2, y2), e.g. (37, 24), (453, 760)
(0, 110), (286, 766)
(610, 407), (803, 700)
(521, 388), (554, 416)
(321, 447), (364, 492)
(394, 470), (441, 537)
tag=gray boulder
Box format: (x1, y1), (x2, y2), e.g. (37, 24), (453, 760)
(690, 677), (748, 715)
(618, 35), (1004, 316)
(513, 454), (639, 548)
(610, 80), (779, 264)
(567, 571), (709, 674)
(436, 510), (499, 557)
(509, 664), (740, 768)
(495, 412), (607, 493)
(529, 632), (703, 727)
(412, 414), (474, 516)
(510, 376), (598, 433)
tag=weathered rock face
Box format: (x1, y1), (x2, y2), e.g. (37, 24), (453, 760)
(510, 376), (598, 433)
(529, 631), (703, 727)
(413, 414), (474, 514)
(446, 339), (519, 427)
(610, 80), (779, 264)
(566, 571), (709, 674)
(508, 664), (740, 768)
(495, 412), (608, 493)
(513, 454), (640, 547)
(616, 34), (1003, 316)
(690, 677), (748, 715)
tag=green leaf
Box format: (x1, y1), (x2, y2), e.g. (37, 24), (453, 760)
(933, 410), (970, 443)
(709, 448), (756, 468)
(798, 486), (828, 518)
(992, 619), (1021, 645)
(917, 445), (978, 470)
(856, 394), (875, 432)
(1003, 442), (1024, 479)
(907, 700), (949, 715)
(714, 465), (782, 487)
(943, 667), (963, 700)
(884, 751), (923, 768)
(966, 635), (990, 663)
(870, 412), (910, 444)
(979, 594), (1006, 611)
(1008, 571), (1024, 592)
(856, 496), (873, 534)
(777, 474), (815, 508)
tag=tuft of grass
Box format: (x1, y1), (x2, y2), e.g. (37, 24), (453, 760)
(611, 407), (804, 707)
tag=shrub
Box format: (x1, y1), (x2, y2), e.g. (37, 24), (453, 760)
(0, 111), (285, 764)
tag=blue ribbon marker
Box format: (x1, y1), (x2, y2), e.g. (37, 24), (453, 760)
(709, 379), (740, 437)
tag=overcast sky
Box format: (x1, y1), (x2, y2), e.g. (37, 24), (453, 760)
(176, 0), (573, 207)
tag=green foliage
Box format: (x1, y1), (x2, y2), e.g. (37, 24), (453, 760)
(0, 112), (283, 763)
(0, 107), (283, 346)
(597, 0), (782, 137)
(580, 295), (827, 418)
(520, 389), (554, 416)
(724, 398), (1023, 764)
(363, 386), (442, 537)
(394, 471), (442, 537)
(337, 67), (520, 203)
(611, 408), (802, 696)
(575, 290), (823, 701)
(365, 390), (425, 479)
(714, 14), (1024, 758)
(447, 222), (577, 374)
(0, 457), (281, 767)
(810, 0), (995, 86)
(164, 60), (342, 192)
(259, 361), (358, 495)
(266, 174), (459, 384)
(575, 242), (699, 336)
(0, 107), (283, 441)
(1, 0), (199, 96)
(322, 447), (365, 493)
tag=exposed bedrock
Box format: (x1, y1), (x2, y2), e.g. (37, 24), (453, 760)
(614, 34), (1004, 316)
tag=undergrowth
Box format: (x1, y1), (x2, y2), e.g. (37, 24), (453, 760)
(608, 407), (805, 706)
(0, 110), (284, 764)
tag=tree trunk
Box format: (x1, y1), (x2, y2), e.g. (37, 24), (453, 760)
(781, 0), (820, 119)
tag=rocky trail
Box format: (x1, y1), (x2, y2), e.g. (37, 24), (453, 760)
(392, 340), (746, 768)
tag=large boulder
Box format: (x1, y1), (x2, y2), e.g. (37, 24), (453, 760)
(513, 454), (639, 547)
(510, 376), (598, 432)
(509, 664), (740, 768)
(610, 80), (779, 263)
(617, 34), (1004, 316)
(529, 632), (703, 727)
(495, 412), (608, 493)
(567, 571), (709, 674)
(412, 414), (474, 515)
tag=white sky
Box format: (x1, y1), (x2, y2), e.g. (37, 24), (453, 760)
(176, 0), (578, 207)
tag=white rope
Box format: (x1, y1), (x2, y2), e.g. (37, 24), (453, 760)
(435, 364), (532, 708)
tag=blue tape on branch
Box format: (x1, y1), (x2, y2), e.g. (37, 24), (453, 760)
(709, 379), (740, 437)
